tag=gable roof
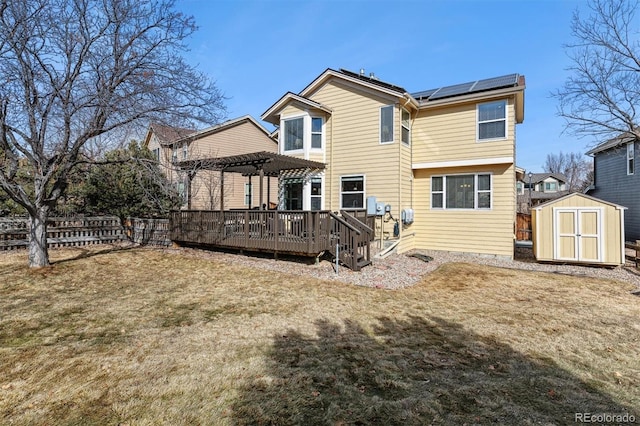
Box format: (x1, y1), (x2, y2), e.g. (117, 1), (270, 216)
(261, 68), (525, 125)
(522, 172), (568, 184)
(532, 192), (627, 211)
(144, 116), (276, 148)
(146, 123), (195, 147)
(173, 115), (276, 145)
(586, 133), (637, 156)
(262, 92), (333, 125)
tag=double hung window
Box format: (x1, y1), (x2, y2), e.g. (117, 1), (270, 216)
(341, 176), (364, 209)
(627, 142), (635, 175)
(478, 101), (506, 141)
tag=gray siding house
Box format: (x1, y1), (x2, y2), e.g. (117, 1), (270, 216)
(587, 134), (638, 241)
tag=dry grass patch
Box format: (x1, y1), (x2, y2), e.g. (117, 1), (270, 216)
(0, 247), (638, 425)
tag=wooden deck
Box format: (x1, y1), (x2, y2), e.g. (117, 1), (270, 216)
(170, 210), (375, 271)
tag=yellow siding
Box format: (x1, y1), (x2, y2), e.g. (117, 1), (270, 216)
(412, 164), (516, 258)
(533, 194), (623, 265)
(308, 80), (409, 220)
(184, 121), (277, 210)
(412, 97), (515, 164)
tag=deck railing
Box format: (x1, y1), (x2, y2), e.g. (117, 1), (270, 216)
(169, 209), (375, 271)
(170, 210), (333, 256)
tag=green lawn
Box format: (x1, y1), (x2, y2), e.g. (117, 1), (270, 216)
(1, 246), (638, 425)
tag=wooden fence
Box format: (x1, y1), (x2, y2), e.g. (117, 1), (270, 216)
(123, 217), (171, 247)
(0, 216), (170, 251)
(516, 213), (532, 241)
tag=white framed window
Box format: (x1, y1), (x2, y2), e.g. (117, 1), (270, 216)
(182, 143), (188, 159)
(380, 105), (394, 144)
(283, 117), (304, 152)
(311, 117), (323, 149)
(516, 181), (524, 195)
(544, 181), (558, 192)
(244, 183), (252, 206)
(477, 100), (506, 141)
(152, 148), (160, 161)
(431, 173), (492, 210)
(171, 147), (177, 163)
(341, 175), (365, 209)
(310, 177), (322, 210)
(401, 109), (411, 145)
(627, 142), (635, 175)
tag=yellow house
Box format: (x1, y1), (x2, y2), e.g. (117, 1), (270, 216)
(261, 68), (525, 259)
(144, 115), (278, 210)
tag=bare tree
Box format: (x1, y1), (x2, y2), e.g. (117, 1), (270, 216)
(543, 151), (593, 192)
(0, 0), (225, 267)
(555, 0), (640, 142)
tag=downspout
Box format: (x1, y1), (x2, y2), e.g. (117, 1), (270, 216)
(398, 94), (416, 246)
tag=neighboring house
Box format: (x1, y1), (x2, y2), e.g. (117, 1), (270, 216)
(516, 172), (569, 213)
(586, 133), (638, 241)
(144, 115), (278, 210)
(261, 68), (525, 258)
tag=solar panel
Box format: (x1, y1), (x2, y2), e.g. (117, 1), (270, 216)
(472, 74), (519, 92)
(411, 88), (438, 99)
(413, 73), (520, 102)
(428, 81), (476, 100)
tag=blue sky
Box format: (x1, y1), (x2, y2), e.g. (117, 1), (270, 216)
(176, 0), (591, 172)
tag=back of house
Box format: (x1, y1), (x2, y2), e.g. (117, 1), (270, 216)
(262, 68), (525, 259)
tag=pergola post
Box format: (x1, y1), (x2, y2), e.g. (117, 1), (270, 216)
(259, 167), (264, 210)
(186, 172), (194, 209)
(220, 170), (225, 212)
(248, 175), (252, 209)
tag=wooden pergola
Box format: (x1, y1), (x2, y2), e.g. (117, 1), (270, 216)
(175, 151), (326, 210)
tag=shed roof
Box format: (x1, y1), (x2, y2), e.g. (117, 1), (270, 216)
(532, 192), (627, 211)
(175, 151), (325, 177)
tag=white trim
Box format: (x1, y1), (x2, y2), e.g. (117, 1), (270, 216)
(620, 207), (626, 265)
(401, 108), (411, 146)
(553, 207), (603, 262)
(413, 156), (513, 170)
(627, 142), (635, 175)
(430, 173), (493, 211)
(281, 114), (305, 154)
(340, 174), (366, 210)
(477, 100), (508, 142)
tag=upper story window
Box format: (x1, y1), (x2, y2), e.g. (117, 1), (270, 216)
(627, 142), (635, 175)
(171, 147), (177, 163)
(516, 181), (524, 195)
(284, 117), (304, 151)
(341, 175), (365, 209)
(478, 100), (506, 141)
(380, 105), (394, 144)
(431, 173), (492, 210)
(152, 148), (160, 161)
(311, 117), (323, 149)
(182, 143), (188, 159)
(401, 109), (411, 145)
(544, 181), (558, 192)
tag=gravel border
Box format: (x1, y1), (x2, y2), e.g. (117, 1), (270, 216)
(163, 245), (640, 291)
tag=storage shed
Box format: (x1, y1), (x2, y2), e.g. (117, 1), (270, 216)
(532, 193), (626, 266)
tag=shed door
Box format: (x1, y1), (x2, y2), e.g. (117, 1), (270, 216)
(554, 208), (602, 262)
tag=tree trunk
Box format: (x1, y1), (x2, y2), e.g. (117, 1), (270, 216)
(28, 208), (50, 268)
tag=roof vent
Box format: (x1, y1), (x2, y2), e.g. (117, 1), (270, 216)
(369, 72), (379, 81)
(359, 68), (365, 76)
